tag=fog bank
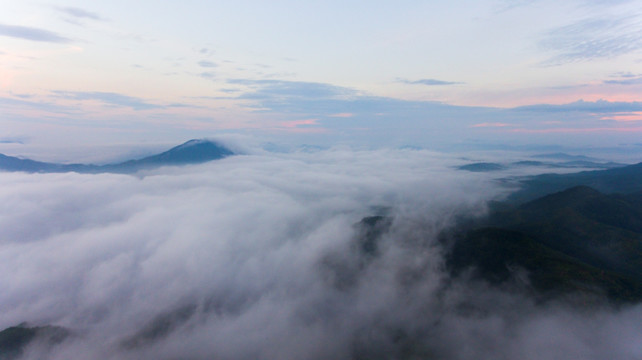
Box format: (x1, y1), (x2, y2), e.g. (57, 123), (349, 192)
(0, 148), (639, 359)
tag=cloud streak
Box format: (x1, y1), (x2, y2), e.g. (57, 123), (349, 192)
(198, 60), (217, 68)
(55, 7), (105, 21)
(52, 91), (171, 110)
(398, 78), (463, 86)
(512, 99), (642, 113)
(230, 79), (357, 101)
(0, 24), (71, 43)
(540, 16), (642, 65)
(603, 76), (642, 85)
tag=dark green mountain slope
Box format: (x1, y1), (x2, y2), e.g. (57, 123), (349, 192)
(448, 186), (642, 302)
(496, 186), (642, 278)
(448, 227), (642, 302)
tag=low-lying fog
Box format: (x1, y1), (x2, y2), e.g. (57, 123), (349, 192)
(0, 148), (640, 359)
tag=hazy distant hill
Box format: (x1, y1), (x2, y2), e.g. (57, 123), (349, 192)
(0, 139), (234, 174)
(457, 157), (624, 173)
(509, 162), (642, 203)
(0, 154), (71, 173)
(457, 162), (506, 172)
(532, 152), (597, 161)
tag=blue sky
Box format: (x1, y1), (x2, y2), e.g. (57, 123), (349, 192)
(1, 0), (642, 153)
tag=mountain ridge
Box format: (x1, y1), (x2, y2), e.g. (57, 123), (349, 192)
(0, 139), (234, 174)
(508, 161), (642, 203)
(448, 185), (642, 302)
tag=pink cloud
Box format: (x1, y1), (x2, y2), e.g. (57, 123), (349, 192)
(600, 112), (642, 122)
(507, 126), (642, 134)
(278, 119), (318, 128)
(275, 118), (328, 133)
(328, 112), (354, 118)
(471, 122), (513, 128)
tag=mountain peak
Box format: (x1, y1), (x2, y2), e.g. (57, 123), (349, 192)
(172, 139), (210, 149)
(0, 139), (235, 174)
(110, 139), (234, 171)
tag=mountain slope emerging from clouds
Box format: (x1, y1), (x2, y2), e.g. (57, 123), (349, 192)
(448, 185), (642, 302)
(0, 139), (234, 174)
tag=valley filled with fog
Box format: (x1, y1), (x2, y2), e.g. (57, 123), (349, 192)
(1, 147), (640, 359)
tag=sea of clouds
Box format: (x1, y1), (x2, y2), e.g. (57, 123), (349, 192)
(0, 148), (640, 359)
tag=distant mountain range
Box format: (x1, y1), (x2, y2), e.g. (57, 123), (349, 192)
(507, 161), (642, 203)
(339, 162), (642, 304)
(0, 139), (234, 174)
(355, 161), (642, 304)
(457, 158), (624, 173)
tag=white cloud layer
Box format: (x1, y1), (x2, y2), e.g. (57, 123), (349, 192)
(0, 149), (640, 359)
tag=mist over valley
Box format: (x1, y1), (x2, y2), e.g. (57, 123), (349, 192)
(0, 141), (640, 359)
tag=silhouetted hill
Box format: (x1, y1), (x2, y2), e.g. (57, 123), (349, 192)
(0, 324), (68, 359)
(0, 139), (234, 174)
(457, 162), (506, 172)
(512, 160), (546, 167)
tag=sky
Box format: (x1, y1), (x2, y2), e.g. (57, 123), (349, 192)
(2, 0), (642, 156)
